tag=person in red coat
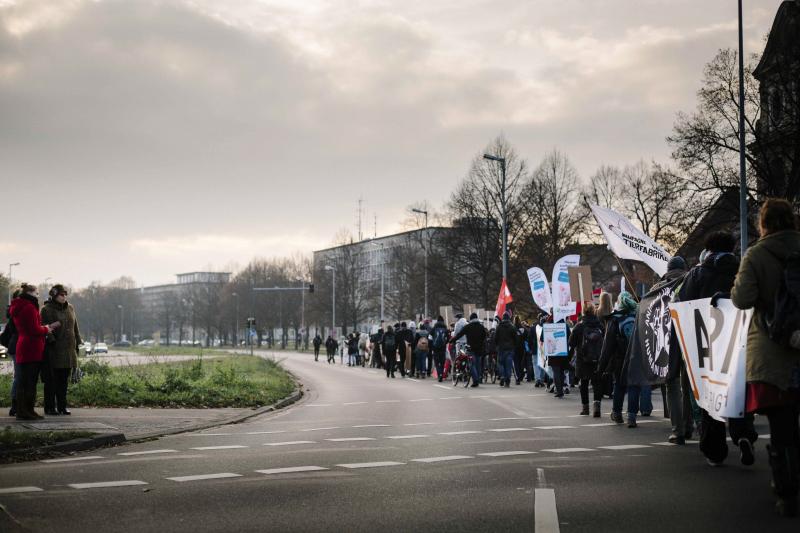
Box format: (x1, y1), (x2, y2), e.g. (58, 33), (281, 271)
(9, 283), (60, 420)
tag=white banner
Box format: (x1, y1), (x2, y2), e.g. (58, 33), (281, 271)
(552, 255), (579, 323)
(590, 204), (670, 276)
(526, 267), (552, 312)
(542, 323), (569, 359)
(670, 298), (752, 422)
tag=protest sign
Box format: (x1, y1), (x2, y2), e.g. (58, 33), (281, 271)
(527, 267), (552, 312)
(542, 323), (568, 359)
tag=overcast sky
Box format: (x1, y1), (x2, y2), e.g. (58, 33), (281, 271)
(0, 0), (786, 288)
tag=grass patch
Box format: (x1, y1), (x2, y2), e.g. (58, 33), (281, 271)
(117, 345), (235, 356)
(0, 356), (295, 409)
(0, 427), (95, 451)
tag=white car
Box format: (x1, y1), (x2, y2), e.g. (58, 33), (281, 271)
(94, 342), (109, 354)
(80, 342), (93, 355)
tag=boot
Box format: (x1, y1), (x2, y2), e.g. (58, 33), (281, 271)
(14, 387), (34, 420)
(26, 387), (43, 420)
(767, 444), (799, 517)
(592, 401), (601, 418)
(580, 404), (590, 416)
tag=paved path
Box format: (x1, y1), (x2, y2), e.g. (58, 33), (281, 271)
(0, 350), (795, 532)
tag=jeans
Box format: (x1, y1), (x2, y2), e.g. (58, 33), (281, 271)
(549, 358), (567, 395)
(433, 349), (446, 378)
(533, 361), (546, 382)
(415, 351), (427, 375)
(580, 372), (603, 404)
(469, 352), (482, 384)
(612, 370), (626, 414)
(626, 385), (653, 419)
(498, 350), (514, 382)
(313, 346), (320, 361)
(513, 350), (525, 382)
(385, 353), (396, 377)
(10, 357), (20, 406)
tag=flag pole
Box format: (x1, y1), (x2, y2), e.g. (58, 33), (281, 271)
(614, 255), (640, 302)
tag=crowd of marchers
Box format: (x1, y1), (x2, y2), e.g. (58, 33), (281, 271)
(308, 198), (800, 519)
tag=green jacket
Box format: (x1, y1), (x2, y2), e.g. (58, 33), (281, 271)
(731, 230), (800, 390)
(40, 299), (82, 369)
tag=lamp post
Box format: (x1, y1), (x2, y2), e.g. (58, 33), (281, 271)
(737, 0), (748, 254)
(483, 153), (508, 280)
(7, 262), (19, 305)
(117, 304), (124, 343)
(232, 292), (239, 347)
(324, 265), (336, 338)
(369, 242), (385, 322)
(411, 208), (429, 319)
(296, 277), (305, 346)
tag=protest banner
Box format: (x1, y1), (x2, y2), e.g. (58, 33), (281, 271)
(568, 266), (593, 304)
(542, 323), (568, 359)
(552, 255), (580, 322)
(590, 204), (670, 276)
(526, 267), (552, 312)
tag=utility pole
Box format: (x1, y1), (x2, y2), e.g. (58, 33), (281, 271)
(484, 153), (508, 280)
(7, 262), (19, 305)
(411, 208), (429, 318)
(737, 0), (748, 254)
(324, 265), (336, 338)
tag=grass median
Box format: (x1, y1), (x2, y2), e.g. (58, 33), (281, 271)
(0, 427), (96, 453)
(0, 355), (296, 409)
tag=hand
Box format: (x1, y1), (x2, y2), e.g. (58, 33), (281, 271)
(48, 321), (61, 331)
(710, 292), (730, 308)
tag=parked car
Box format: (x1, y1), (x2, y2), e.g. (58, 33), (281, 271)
(80, 342), (93, 355)
(94, 342), (109, 354)
(137, 339), (155, 346)
(113, 340), (132, 347)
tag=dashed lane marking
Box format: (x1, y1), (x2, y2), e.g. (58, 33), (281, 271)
(439, 396), (462, 400)
(41, 456), (103, 463)
(0, 486), (43, 494)
(337, 461), (406, 469)
(189, 445), (248, 451)
(117, 449), (178, 456)
(301, 427), (342, 432)
(342, 402), (368, 406)
(244, 431), (286, 435)
(487, 428), (532, 432)
(306, 404), (333, 407)
(263, 441), (316, 446)
(325, 437), (376, 442)
(449, 419), (481, 423)
(598, 444), (653, 450)
(433, 384), (451, 390)
(652, 442), (677, 446)
(352, 424), (391, 428)
(533, 426), (576, 430)
(438, 431), (483, 436)
(255, 466), (329, 475)
(411, 455), (473, 463)
(167, 473), (242, 482)
(386, 434), (430, 439)
(491, 417), (524, 421)
(534, 488), (560, 532)
(69, 480), (148, 489)
(478, 451), (537, 457)
(540, 448), (594, 453)
(403, 422), (435, 426)
(581, 423), (616, 427)
(409, 398), (433, 402)
(376, 400), (401, 403)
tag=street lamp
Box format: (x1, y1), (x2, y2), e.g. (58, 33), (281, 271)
(7, 262), (19, 305)
(117, 304), (124, 343)
(483, 153), (508, 280)
(232, 292), (239, 347)
(411, 208), (429, 319)
(295, 277), (306, 346)
(324, 265), (336, 338)
(737, 0), (748, 254)
(369, 242), (386, 322)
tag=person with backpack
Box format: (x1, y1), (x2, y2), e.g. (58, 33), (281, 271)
(382, 325), (397, 378)
(731, 198), (800, 517)
(414, 335), (429, 378)
(430, 316), (449, 381)
(495, 312), (517, 387)
(325, 334), (337, 364)
(312, 334), (322, 362)
(513, 316), (528, 385)
(449, 312), (488, 387)
(679, 232), (756, 461)
(599, 291), (637, 423)
(569, 303), (605, 416)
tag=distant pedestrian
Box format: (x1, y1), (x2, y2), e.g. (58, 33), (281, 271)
(495, 312), (517, 387)
(449, 312), (487, 387)
(325, 334), (337, 364)
(382, 326), (397, 378)
(569, 303), (604, 417)
(599, 291), (637, 423)
(312, 334), (322, 362)
(414, 335), (429, 378)
(430, 316), (449, 382)
(40, 284), (82, 415)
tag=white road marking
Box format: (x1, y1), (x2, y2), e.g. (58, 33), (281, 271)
(403, 422), (435, 426)
(528, 416), (558, 420)
(598, 444), (652, 450)
(409, 398), (433, 402)
(376, 400), (401, 403)
(167, 473), (242, 482)
(534, 488), (560, 532)
(41, 456), (104, 463)
(491, 417), (523, 421)
(533, 426), (576, 430)
(117, 449), (178, 456)
(411, 455), (473, 463)
(478, 451), (536, 457)
(302, 427), (342, 432)
(438, 431), (483, 436)
(256, 466), (329, 475)
(337, 461), (405, 469)
(541, 448), (594, 453)
(386, 434), (430, 439)
(0, 486), (43, 494)
(488, 428), (532, 432)
(449, 419), (481, 423)
(433, 384), (451, 390)
(342, 402), (368, 405)
(69, 480), (148, 489)
(264, 441), (316, 446)
(244, 431), (286, 435)
(581, 423), (616, 427)
(407, 378), (421, 382)
(635, 420), (661, 424)
(325, 437), (376, 442)
(652, 442), (677, 446)
(353, 424), (391, 428)
(439, 396), (462, 400)
(189, 445), (248, 451)
(306, 404), (333, 407)
(472, 395), (491, 398)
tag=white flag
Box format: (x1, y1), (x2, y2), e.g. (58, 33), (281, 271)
(526, 267), (552, 312)
(590, 204), (671, 276)
(552, 255), (579, 323)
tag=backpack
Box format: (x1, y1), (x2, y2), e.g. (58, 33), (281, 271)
(764, 252), (800, 350)
(384, 334), (395, 353)
(617, 315), (635, 350)
(432, 327), (446, 349)
(580, 325), (603, 363)
(417, 336), (429, 351)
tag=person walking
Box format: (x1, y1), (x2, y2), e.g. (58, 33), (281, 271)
(731, 198), (800, 517)
(512, 316), (527, 385)
(569, 304), (605, 416)
(346, 333), (359, 366)
(325, 334), (337, 364)
(312, 334), (322, 362)
(40, 284), (82, 416)
(597, 292), (615, 398)
(430, 316), (449, 382)
(1, 290), (21, 416)
(9, 283), (60, 420)
(370, 327), (384, 369)
(382, 325), (397, 378)
(449, 312), (487, 387)
(414, 335), (429, 378)
(600, 292), (637, 423)
(495, 312), (517, 387)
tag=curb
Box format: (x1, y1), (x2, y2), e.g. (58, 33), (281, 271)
(0, 432), (126, 463)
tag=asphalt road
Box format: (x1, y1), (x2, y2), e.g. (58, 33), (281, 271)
(0, 350), (796, 532)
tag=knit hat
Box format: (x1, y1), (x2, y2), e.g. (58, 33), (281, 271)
(616, 291), (638, 313)
(666, 256), (687, 272)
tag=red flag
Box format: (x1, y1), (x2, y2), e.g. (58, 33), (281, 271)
(495, 278), (513, 319)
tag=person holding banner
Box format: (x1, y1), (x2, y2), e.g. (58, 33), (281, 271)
(731, 198), (800, 517)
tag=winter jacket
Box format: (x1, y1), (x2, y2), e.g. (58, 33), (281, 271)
(731, 230), (800, 390)
(598, 311), (635, 377)
(429, 321), (449, 353)
(679, 252), (739, 301)
(40, 299), (82, 369)
(312, 335), (322, 348)
(1, 307), (19, 357)
(453, 317), (468, 346)
(569, 315), (604, 380)
(494, 319), (517, 351)
(450, 318), (487, 356)
(9, 294), (49, 364)
(381, 330), (397, 358)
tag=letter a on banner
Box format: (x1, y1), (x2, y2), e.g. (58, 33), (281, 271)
(495, 278), (513, 318)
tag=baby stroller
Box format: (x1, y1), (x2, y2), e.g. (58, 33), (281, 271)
(452, 344), (472, 388)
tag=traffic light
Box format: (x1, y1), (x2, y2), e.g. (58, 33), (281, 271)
(308, 283), (315, 293)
